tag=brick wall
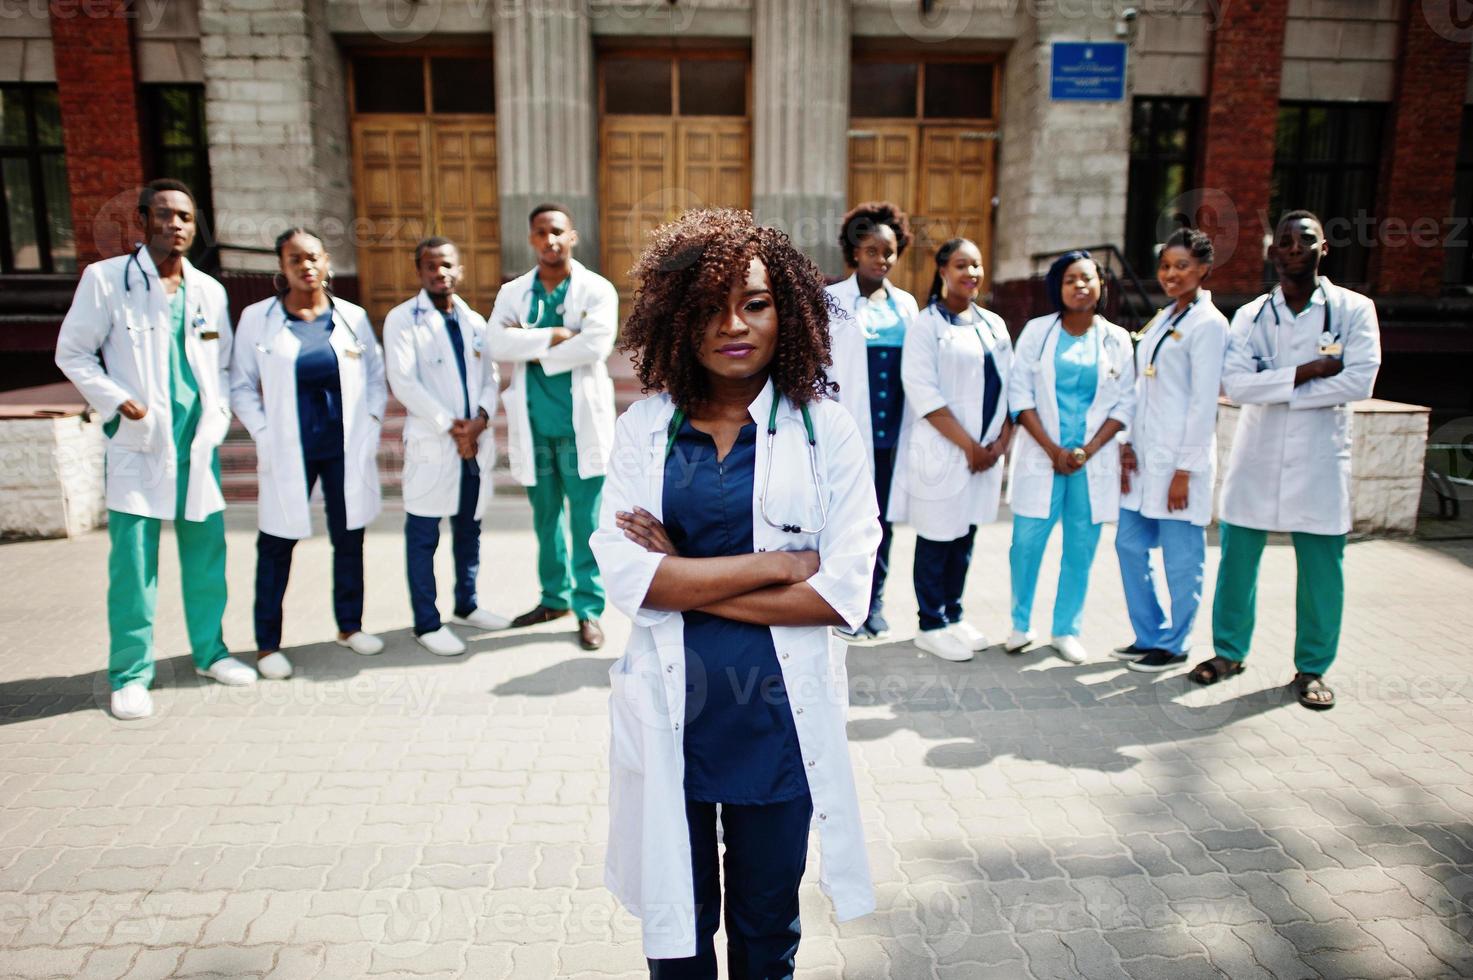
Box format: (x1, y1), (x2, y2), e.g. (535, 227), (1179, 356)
(1370, 7), (1469, 296)
(49, 0), (144, 267)
(1199, 0), (1291, 294)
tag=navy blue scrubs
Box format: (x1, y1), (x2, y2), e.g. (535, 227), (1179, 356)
(405, 307), (484, 635)
(254, 308), (365, 651)
(652, 417), (812, 980)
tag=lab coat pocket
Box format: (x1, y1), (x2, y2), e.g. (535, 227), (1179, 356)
(255, 430), (273, 474)
(110, 411), (159, 453)
(905, 419), (967, 504)
(608, 655), (651, 776)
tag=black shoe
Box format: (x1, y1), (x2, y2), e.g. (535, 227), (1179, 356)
(1126, 650), (1188, 673)
(1111, 643), (1152, 661)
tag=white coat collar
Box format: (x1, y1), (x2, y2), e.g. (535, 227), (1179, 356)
(1267, 279), (1330, 318)
(413, 288), (473, 323)
(132, 244), (202, 299)
(640, 377), (794, 437)
(833, 273), (904, 310)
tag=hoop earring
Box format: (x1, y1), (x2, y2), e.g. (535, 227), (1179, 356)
(272, 273), (288, 294)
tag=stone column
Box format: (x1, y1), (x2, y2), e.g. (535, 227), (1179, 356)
(199, 0), (355, 272)
(752, 0), (850, 278)
(493, 0), (598, 278)
(49, 0), (144, 267)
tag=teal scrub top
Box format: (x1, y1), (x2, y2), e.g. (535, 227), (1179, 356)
(526, 275), (575, 440)
(1054, 327), (1098, 448)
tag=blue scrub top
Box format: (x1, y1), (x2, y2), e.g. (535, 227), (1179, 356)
(861, 295), (906, 450)
(442, 310), (470, 418)
(287, 308), (344, 462)
(936, 302), (1003, 441)
(1054, 328), (1099, 448)
(662, 418), (809, 805)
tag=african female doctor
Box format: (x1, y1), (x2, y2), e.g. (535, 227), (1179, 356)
(824, 201), (918, 640)
(1006, 250), (1136, 664)
(1114, 229), (1229, 673)
(230, 229), (389, 680)
(590, 208), (879, 977)
(887, 237), (1013, 664)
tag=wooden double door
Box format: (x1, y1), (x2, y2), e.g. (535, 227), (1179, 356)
(350, 117), (500, 325)
(848, 123), (997, 302)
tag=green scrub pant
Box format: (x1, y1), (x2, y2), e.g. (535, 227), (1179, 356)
(1211, 521), (1345, 676)
(527, 431), (605, 620)
(107, 457), (229, 690)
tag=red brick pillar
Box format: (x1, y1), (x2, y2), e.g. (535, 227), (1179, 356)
(49, 0), (144, 268)
(1198, 0), (1290, 294)
(1370, 8), (1470, 297)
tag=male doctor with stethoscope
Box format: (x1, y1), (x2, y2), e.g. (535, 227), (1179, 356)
(55, 178), (258, 720)
(1195, 210), (1381, 711)
(383, 237), (511, 656)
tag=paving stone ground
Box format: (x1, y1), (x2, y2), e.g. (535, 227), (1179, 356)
(0, 498), (1470, 979)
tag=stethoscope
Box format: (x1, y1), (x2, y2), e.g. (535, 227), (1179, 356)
(526, 288), (583, 333)
(119, 244), (210, 340)
(1033, 313), (1125, 378)
(663, 396), (827, 535)
(1141, 297), (1198, 379)
(254, 292), (367, 358)
(1249, 281), (1336, 369)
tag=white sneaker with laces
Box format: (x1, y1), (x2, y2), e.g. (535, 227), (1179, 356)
(452, 609), (512, 631)
(110, 682), (153, 720)
(949, 621), (990, 652)
(417, 627), (466, 657)
(915, 628), (973, 662)
(1052, 635), (1089, 664)
(1005, 629), (1035, 653)
(197, 656), (257, 686)
(256, 652), (293, 680)
(336, 631), (384, 656)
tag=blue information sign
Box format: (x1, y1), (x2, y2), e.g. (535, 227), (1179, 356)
(1050, 42), (1127, 101)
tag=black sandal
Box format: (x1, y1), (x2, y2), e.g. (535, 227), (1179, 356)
(1292, 672), (1336, 711)
(1188, 656), (1245, 686)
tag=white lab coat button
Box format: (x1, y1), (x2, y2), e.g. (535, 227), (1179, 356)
(795, 707), (804, 714)
(819, 812), (827, 820)
(673, 722), (680, 731)
(667, 665), (674, 673)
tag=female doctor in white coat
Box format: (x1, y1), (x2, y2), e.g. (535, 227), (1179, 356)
(1006, 250), (1136, 664)
(591, 209), (879, 977)
(824, 201), (918, 639)
(1115, 229), (1229, 674)
(887, 237), (1013, 664)
(230, 229), (388, 679)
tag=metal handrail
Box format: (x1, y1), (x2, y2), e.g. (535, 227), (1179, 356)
(1030, 243), (1156, 333)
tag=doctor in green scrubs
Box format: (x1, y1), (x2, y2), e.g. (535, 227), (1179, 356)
(55, 179), (258, 720)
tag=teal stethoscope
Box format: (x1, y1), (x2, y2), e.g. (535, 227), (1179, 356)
(1033, 312), (1126, 378)
(1249, 281), (1337, 370)
(663, 396), (827, 535)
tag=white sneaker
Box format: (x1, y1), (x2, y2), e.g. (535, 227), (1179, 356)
(416, 627), (466, 657)
(1052, 635), (1089, 664)
(197, 656), (257, 686)
(1005, 630), (1035, 653)
(452, 608), (512, 631)
(949, 621), (990, 652)
(915, 628), (973, 663)
(336, 631), (385, 656)
(110, 682), (153, 720)
(256, 652), (293, 680)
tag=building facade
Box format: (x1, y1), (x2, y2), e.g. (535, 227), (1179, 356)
(3, 0), (1469, 415)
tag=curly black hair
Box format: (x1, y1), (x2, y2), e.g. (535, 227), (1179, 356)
(620, 208), (838, 410)
(838, 200), (914, 268)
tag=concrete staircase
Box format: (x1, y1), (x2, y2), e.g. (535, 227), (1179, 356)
(220, 351), (645, 501)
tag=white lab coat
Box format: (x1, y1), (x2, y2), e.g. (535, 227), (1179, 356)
(1219, 278), (1381, 536)
(230, 295), (388, 540)
(485, 260), (618, 487)
(824, 274), (920, 465)
(383, 291), (500, 519)
(887, 302), (1014, 542)
(1007, 314), (1136, 524)
(54, 248), (233, 522)
(1120, 291), (1229, 527)
(590, 382), (880, 960)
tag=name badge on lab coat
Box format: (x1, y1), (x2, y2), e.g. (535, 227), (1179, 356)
(1318, 331), (1342, 356)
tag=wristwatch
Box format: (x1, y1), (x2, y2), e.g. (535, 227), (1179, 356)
(476, 407), (490, 423)
(1070, 447), (1088, 465)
